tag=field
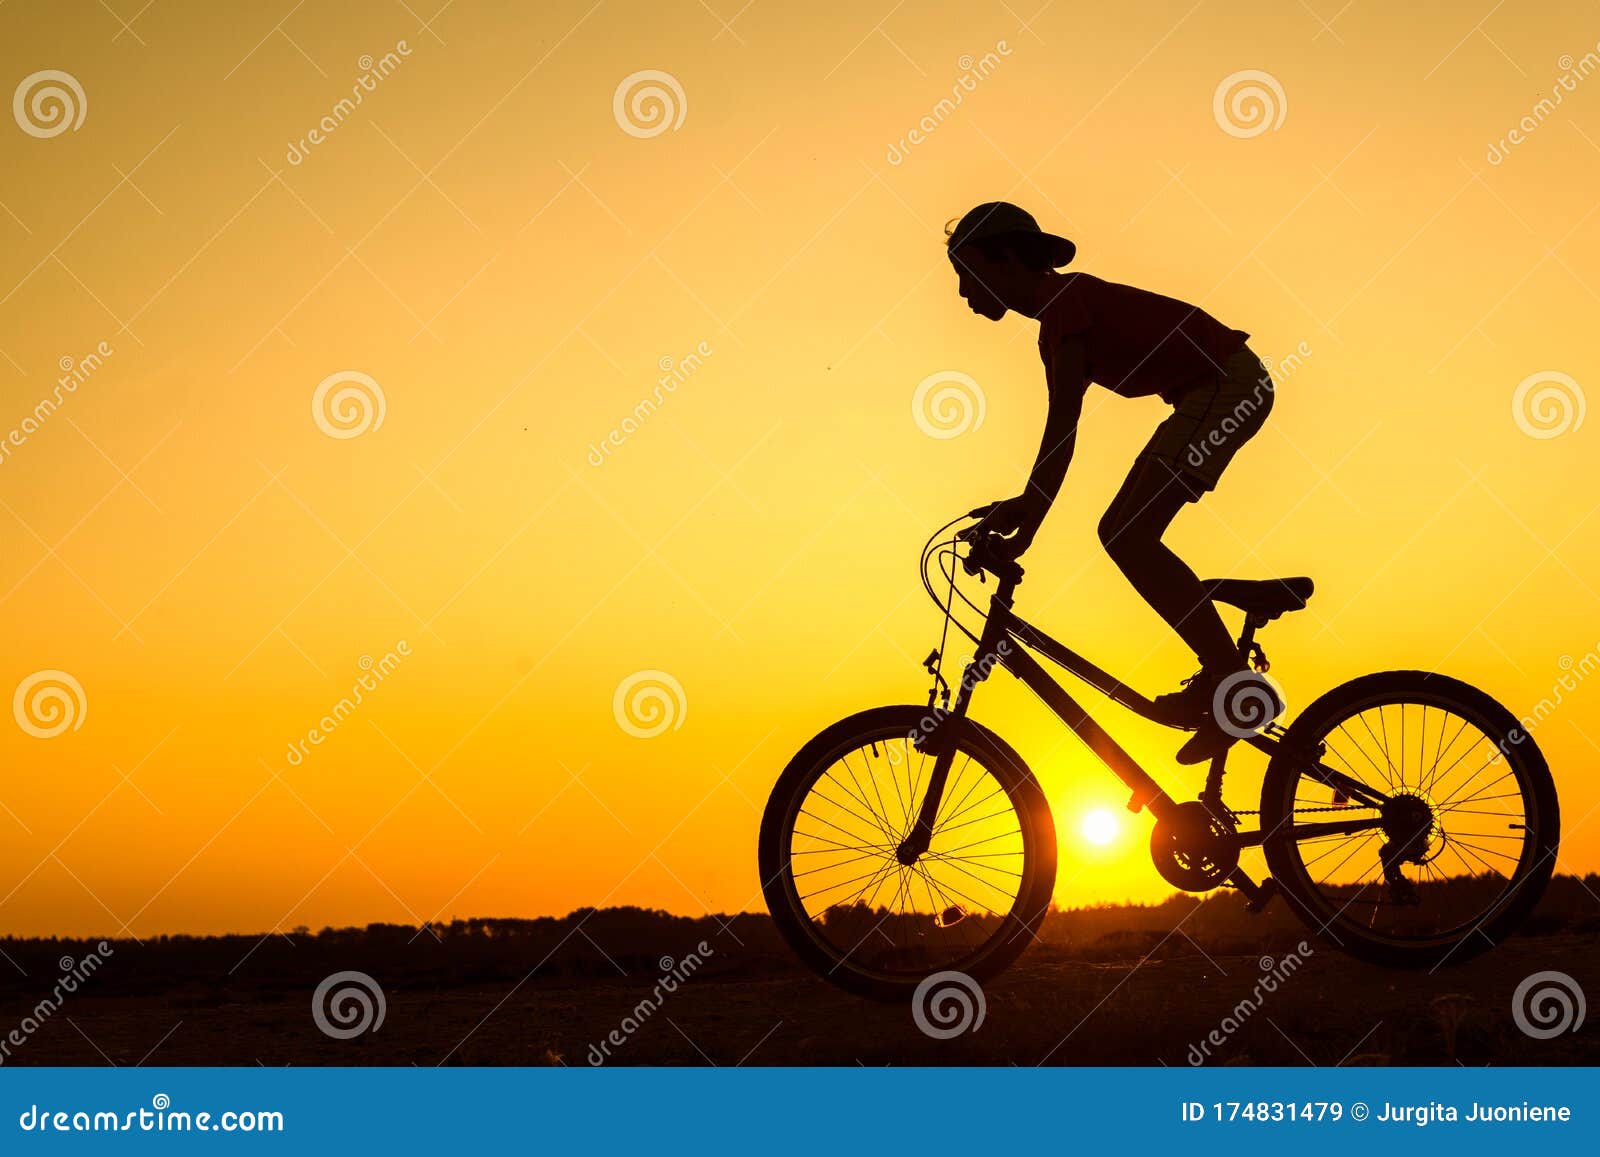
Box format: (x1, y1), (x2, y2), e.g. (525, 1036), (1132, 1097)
(3, 880), (1596, 1067)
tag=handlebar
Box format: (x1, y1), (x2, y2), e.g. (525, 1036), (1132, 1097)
(919, 509), (1026, 646)
(955, 512), (1025, 585)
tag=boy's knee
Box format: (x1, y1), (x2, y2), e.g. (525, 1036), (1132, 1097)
(1096, 510), (1120, 552)
(1098, 510), (1131, 556)
(1099, 510), (1153, 561)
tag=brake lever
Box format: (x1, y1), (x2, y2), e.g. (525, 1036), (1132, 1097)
(960, 537), (992, 581)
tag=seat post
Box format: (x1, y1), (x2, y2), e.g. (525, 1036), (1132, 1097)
(1235, 616), (1258, 659)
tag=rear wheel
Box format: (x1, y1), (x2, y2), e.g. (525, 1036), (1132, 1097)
(759, 706), (1056, 1001)
(1262, 671), (1558, 968)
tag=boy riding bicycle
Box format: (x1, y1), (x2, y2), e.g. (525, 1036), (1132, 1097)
(946, 200), (1280, 763)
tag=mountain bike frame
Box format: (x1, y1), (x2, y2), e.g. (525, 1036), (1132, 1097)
(901, 549), (1392, 905)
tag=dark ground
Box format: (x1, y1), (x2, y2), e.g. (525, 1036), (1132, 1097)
(3, 880), (1597, 1067)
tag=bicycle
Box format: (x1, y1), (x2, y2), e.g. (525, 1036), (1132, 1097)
(758, 508), (1560, 1000)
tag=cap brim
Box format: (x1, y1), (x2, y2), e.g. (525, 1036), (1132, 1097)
(1043, 234), (1076, 267)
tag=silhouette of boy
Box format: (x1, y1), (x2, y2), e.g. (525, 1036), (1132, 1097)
(946, 201), (1280, 762)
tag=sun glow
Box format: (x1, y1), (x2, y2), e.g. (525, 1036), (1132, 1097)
(1081, 808), (1121, 847)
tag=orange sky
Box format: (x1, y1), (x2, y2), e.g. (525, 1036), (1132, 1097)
(1, 0), (1598, 937)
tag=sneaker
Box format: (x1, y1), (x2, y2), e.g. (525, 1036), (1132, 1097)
(1173, 668), (1285, 765)
(1149, 669), (1215, 728)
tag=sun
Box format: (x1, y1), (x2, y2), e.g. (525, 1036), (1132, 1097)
(1080, 807), (1120, 847)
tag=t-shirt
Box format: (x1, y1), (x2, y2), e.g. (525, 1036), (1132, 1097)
(1037, 272), (1249, 403)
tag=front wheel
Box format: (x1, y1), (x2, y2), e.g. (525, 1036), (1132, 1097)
(759, 706), (1057, 1001)
(1262, 671), (1559, 968)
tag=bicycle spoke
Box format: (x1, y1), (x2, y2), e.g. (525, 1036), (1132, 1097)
(932, 781), (1006, 836)
(937, 828), (1026, 856)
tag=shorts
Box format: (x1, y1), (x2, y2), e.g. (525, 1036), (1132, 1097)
(1138, 345), (1273, 497)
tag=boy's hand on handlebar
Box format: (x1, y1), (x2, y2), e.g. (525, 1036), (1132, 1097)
(964, 495), (1041, 560)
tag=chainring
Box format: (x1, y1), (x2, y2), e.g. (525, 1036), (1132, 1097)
(1150, 800), (1241, 891)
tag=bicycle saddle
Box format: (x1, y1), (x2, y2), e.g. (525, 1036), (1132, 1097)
(1201, 576), (1314, 620)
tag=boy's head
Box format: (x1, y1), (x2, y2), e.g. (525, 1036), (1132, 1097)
(945, 202), (1075, 320)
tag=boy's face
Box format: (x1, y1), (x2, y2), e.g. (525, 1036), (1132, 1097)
(949, 243), (1027, 320)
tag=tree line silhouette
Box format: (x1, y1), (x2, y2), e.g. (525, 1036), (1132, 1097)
(3, 874), (1596, 1001)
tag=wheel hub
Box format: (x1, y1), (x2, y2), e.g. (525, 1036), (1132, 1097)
(1380, 791), (1439, 864)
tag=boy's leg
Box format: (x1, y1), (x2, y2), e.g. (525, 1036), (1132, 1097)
(1096, 457), (1238, 673)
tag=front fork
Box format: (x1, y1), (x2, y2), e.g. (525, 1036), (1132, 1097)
(897, 580), (1015, 865)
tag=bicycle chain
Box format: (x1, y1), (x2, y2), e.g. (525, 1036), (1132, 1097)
(1226, 804), (1378, 816)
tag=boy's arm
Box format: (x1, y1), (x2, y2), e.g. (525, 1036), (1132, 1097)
(1022, 333), (1088, 522)
(979, 333), (1087, 556)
